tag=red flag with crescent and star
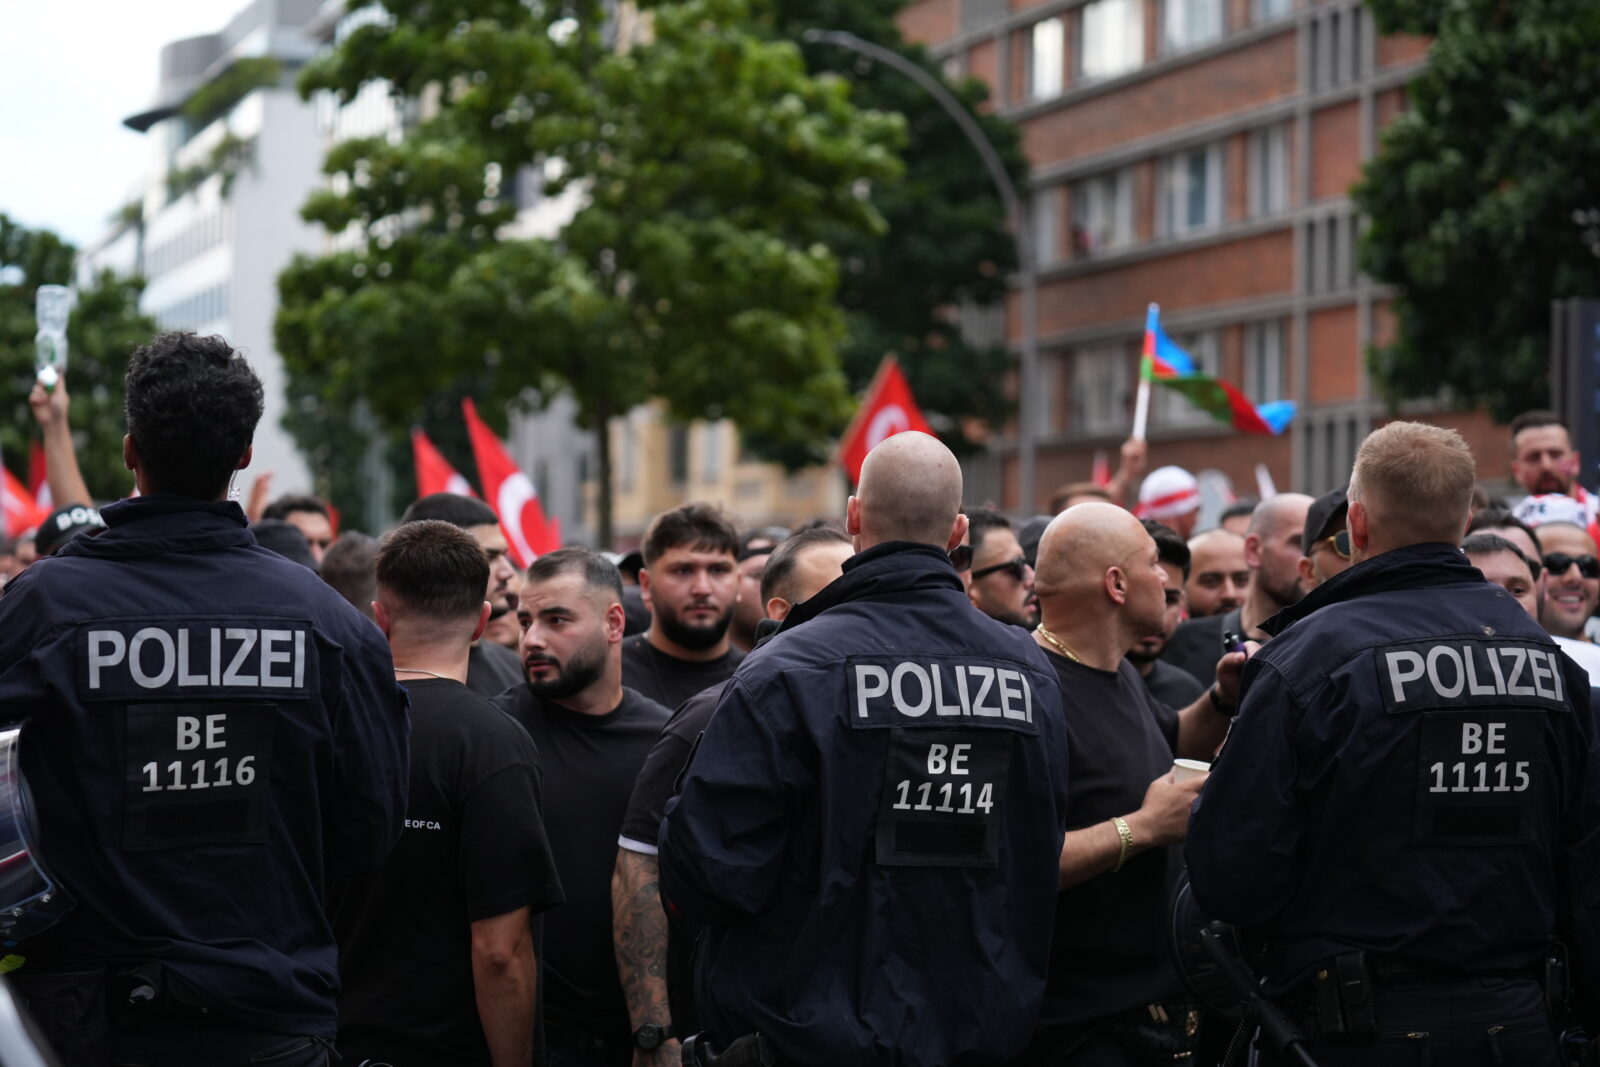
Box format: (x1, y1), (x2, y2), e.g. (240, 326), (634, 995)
(837, 356), (933, 486)
(462, 398), (557, 568)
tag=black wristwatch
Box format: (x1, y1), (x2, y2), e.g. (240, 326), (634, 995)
(1208, 682), (1238, 718)
(633, 1023), (672, 1051)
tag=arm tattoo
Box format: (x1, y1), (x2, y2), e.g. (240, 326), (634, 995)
(612, 849), (673, 1031)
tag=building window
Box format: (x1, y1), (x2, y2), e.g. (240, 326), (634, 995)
(1159, 144), (1223, 237)
(1253, 0), (1293, 23)
(1072, 168), (1134, 256)
(1163, 0), (1225, 53)
(1247, 124), (1289, 217)
(1070, 346), (1131, 436)
(668, 425), (690, 484)
(1037, 354), (1064, 435)
(1031, 17), (1065, 99)
(1153, 331), (1219, 426)
(1033, 188), (1059, 266)
(701, 420), (723, 484)
(1078, 0), (1144, 81)
(1243, 321), (1285, 404)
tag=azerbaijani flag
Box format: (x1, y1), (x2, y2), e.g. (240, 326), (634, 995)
(1143, 304), (1296, 435)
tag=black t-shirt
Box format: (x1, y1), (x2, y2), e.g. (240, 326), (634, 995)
(1140, 657), (1206, 712)
(495, 684), (672, 1036)
(466, 638), (524, 700)
(620, 632), (745, 710)
(1027, 653), (1185, 1047)
(618, 681), (725, 853)
(1159, 610), (1234, 687)
(335, 679), (564, 1067)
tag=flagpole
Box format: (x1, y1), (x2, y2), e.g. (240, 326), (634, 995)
(1132, 376), (1151, 442)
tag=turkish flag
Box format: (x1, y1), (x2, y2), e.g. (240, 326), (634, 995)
(2, 462), (48, 540)
(462, 399), (556, 567)
(837, 356), (933, 485)
(411, 428), (479, 499)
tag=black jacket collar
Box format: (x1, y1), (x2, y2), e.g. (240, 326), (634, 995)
(1261, 542), (1478, 637)
(57, 494), (253, 559)
(775, 541), (961, 637)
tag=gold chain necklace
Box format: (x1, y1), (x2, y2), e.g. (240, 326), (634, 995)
(1035, 625), (1085, 665)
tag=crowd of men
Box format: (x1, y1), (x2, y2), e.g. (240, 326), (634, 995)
(1, 331), (1599, 1067)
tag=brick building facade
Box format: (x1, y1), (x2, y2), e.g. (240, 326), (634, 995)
(899, 0), (1510, 513)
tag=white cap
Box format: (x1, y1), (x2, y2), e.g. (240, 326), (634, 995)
(1136, 466), (1201, 520)
(1512, 493), (1588, 529)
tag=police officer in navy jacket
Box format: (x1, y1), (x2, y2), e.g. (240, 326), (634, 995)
(0, 332), (409, 1066)
(659, 431), (1071, 1067)
(1187, 421), (1600, 1066)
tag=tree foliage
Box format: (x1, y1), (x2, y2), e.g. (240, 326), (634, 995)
(758, 0), (1026, 466)
(1354, 0), (1600, 420)
(277, 0), (903, 537)
(0, 214), (157, 501)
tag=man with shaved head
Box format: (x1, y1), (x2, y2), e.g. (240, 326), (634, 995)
(1162, 493), (1314, 686)
(1019, 504), (1244, 1063)
(1184, 527), (1250, 619)
(1187, 422), (1600, 1065)
(660, 431), (1071, 1067)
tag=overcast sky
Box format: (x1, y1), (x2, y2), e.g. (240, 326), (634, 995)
(0, 1), (226, 247)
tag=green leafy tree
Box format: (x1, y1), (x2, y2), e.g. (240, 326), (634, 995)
(1354, 0), (1600, 420)
(758, 0), (1027, 466)
(277, 0), (903, 541)
(0, 214), (157, 502)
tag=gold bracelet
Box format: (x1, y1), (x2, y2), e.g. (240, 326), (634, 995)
(1111, 816), (1133, 873)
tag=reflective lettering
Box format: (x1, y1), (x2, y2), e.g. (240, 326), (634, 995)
(87, 631), (126, 689)
(1462, 648), (1498, 696)
(128, 628), (175, 689)
(1486, 721), (1506, 754)
(176, 717), (202, 751)
(176, 630), (207, 687)
(1528, 652), (1556, 700)
(222, 629), (258, 686)
(949, 743), (971, 775)
(931, 664), (964, 717)
(1503, 648), (1532, 696)
(1426, 645), (1465, 699)
(856, 665), (889, 718)
(891, 663), (931, 718)
(1462, 722), (1483, 754)
(259, 630), (293, 688)
(1386, 651), (1426, 702)
(969, 667), (999, 717)
(997, 669), (1027, 721)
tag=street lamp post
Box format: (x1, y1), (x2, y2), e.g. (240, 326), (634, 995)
(802, 29), (1040, 512)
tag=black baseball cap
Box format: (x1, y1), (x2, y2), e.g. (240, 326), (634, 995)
(1302, 488), (1349, 555)
(34, 504), (107, 556)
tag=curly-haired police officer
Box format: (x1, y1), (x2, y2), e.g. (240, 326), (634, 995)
(0, 332), (410, 1066)
(1187, 421), (1600, 1065)
(659, 431), (1071, 1067)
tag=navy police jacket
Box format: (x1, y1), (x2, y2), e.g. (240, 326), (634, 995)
(1186, 543), (1600, 993)
(659, 541), (1071, 1067)
(0, 495), (410, 1036)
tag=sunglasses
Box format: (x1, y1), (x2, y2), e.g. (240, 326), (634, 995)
(948, 545), (973, 572)
(1314, 530), (1352, 560)
(1543, 552), (1600, 579)
(971, 555), (1031, 582)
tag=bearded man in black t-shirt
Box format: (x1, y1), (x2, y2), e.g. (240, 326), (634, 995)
(621, 504), (746, 709)
(496, 548), (672, 1067)
(1018, 503), (1247, 1066)
(335, 520), (564, 1067)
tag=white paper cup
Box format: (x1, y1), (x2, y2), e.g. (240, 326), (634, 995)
(1173, 758), (1211, 783)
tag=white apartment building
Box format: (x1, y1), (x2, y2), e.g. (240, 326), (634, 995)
(80, 0), (327, 493)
